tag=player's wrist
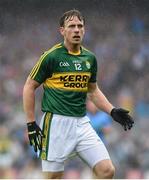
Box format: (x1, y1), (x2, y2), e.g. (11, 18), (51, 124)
(27, 121), (36, 125)
(110, 108), (116, 117)
(27, 121), (37, 132)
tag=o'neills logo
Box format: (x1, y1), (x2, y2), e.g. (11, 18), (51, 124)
(60, 74), (90, 88)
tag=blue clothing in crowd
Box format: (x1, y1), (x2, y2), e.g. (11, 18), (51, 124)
(87, 111), (112, 143)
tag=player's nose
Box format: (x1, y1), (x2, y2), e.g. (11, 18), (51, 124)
(74, 25), (79, 32)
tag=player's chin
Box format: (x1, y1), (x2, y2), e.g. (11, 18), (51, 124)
(71, 39), (82, 45)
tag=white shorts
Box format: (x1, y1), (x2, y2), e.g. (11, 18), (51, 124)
(38, 113), (110, 172)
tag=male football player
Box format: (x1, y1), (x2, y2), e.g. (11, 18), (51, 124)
(23, 9), (134, 179)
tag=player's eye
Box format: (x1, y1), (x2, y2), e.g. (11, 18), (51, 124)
(68, 25), (76, 28)
(78, 24), (83, 28)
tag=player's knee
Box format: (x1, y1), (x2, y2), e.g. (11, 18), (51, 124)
(96, 165), (115, 178)
(94, 160), (115, 178)
(103, 164), (115, 178)
(43, 172), (63, 179)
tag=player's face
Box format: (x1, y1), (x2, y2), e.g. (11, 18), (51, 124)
(60, 16), (85, 45)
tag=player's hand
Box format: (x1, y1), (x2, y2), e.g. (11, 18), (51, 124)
(27, 121), (44, 152)
(110, 108), (134, 131)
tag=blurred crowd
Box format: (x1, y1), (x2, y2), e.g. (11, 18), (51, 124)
(0, 1), (149, 178)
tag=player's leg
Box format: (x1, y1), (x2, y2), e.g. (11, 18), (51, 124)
(39, 114), (79, 179)
(93, 159), (115, 178)
(43, 172), (63, 179)
(42, 160), (64, 179)
(76, 117), (115, 178)
(78, 145), (115, 179)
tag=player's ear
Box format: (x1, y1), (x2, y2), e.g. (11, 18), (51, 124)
(83, 28), (85, 36)
(59, 27), (64, 36)
(82, 24), (85, 35)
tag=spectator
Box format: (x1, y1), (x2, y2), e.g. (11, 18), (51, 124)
(86, 99), (112, 143)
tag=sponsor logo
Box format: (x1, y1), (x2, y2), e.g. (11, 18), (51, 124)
(59, 61), (70, 67)
(72, 60), (82, 64)
(60, 74), (90, 88)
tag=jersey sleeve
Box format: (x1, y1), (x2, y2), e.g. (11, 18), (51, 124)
(89, 56), (97, 83)
(29, 52), (53, 84)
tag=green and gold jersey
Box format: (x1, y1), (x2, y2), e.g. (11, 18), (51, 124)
(29, 43), (97, 117)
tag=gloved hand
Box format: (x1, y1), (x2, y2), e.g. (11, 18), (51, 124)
(27, 121), (44, 152)
(111, 108), (134, 131)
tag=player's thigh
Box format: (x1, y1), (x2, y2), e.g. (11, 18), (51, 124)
(78, 144), (110, 169)
(42, 160), (64, 178)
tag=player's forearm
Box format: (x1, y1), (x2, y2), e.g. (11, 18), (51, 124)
(23, 81), (36, 123)
(89, 87), (114, 114)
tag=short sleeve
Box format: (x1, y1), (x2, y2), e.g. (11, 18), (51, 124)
(29, 52), (53, 84)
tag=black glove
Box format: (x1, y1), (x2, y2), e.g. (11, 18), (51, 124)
(27, 121), (44, 152)
(111, 108), (134, 131)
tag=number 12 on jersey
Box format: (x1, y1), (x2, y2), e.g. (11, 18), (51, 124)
(74, 63), (82, 71)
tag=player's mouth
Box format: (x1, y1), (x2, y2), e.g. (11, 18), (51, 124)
(73, 35), (80, 39)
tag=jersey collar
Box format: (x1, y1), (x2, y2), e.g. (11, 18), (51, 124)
(62, 42), (82, 56)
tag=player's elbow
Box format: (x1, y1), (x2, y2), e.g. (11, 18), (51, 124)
(24, 77), (40, 91)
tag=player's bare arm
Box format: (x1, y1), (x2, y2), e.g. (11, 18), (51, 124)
(23, 77), (44, 152)
(88, 82), (114, 114)
(88, 82), (134, 131)
(23, 77), (40, 123)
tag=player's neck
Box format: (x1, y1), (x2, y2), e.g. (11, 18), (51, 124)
(64, 41), (81, 54)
